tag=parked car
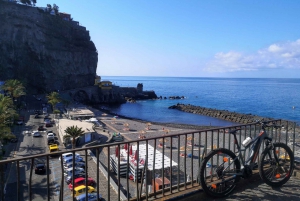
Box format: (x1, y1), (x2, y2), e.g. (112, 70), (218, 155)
(49, 144), (59, 153)
(68, 177), (96, 190)
(35, 163), (46, 174)
(59, 152), (81, 161)
(73, 185), (95, 197)
(32, 131), (41, 137)
(64, 161), (85, 170)
(75, 193), (102, 201)
(65, 174), (86, 184)
(64, 167), (85, 177)
(47, 133), (55, 139)
(15, 120), (23, 125)
(34, 110), (42, 115)
(63, 157), (84, 164)
(47, 138), (57, 145)
(10, 137), (18, 143)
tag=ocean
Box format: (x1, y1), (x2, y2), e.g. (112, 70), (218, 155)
(101, 76), (300, 126)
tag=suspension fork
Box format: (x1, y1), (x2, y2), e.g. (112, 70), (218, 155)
(265, 140), (279, 164)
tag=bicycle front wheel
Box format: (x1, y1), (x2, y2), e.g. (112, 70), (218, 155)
(259, 142), (294, 187)
(199, 148), (241, 198)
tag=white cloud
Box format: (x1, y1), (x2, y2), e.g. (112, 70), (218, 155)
(204, 39), (300, 72)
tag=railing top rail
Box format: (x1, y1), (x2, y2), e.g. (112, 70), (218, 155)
(0, 119), (285, 164)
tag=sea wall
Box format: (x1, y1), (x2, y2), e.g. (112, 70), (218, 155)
(169, 103), (296, 128)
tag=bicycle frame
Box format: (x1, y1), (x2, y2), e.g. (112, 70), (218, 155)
(225, 127), (273, 177)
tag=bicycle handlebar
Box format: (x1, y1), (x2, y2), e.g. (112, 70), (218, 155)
(256, 120), (281, 129)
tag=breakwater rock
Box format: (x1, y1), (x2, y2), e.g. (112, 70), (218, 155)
(169, 103), (274, 124)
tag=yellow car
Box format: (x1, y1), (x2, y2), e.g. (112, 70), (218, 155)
(49, 144), (59, 153)
(73, 185), (95, 197)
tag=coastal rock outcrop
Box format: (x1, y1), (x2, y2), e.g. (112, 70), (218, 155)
(0, 1), (98, 94)
(169, 103), (272, 124)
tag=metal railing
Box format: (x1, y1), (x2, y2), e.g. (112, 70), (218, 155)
(0, 119), (297, 201)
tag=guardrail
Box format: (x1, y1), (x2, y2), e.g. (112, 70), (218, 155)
(0, 119), (297, 201)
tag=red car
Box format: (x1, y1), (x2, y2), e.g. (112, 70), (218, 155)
(68, 177), (96, 190)
(38, 126), (44, 131)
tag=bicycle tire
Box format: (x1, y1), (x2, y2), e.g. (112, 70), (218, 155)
(259, 142), (294, 187)
(199, 148), (241, 198)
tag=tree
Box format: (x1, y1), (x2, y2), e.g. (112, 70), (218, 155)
(0, 94), (17, 141)
(1, 79), (26, 101)
(53, 4), (59, 15)
(63, 126), (85, 149)
(46, 4), (52, 12)
(47, 91), (61, 111)
(20, 0), (31, 5)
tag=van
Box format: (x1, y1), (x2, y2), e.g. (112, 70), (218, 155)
(73, 185), (95, 197)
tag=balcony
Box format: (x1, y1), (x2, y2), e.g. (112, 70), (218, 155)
(0, 119), (298, 201)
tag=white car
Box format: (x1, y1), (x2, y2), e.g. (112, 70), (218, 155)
(47, 133), (55, 139)
(32, 131), (41, 137)
(59, 152), (81, 161)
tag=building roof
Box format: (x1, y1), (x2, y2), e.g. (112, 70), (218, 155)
(68, 107), (94, 118)
(58, 119), (94, 140)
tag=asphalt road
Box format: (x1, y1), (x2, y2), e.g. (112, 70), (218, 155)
(4, 96), (57, 201)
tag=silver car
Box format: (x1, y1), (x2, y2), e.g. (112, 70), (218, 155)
(64, 167), (85, 177)
(32, 131), (41, 137)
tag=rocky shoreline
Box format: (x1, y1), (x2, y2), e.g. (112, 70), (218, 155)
(168, 103), (298, 130)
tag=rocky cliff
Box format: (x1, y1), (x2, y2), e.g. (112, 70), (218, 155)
(0, 1), (98, 94)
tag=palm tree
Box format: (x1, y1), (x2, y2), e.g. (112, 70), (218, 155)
(0, 94), (17, 141)
(47, 91), (61, 111)
(1, 79), (26, 101)
(63, 126), (85, 149)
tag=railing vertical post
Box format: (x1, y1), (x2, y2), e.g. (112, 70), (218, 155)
(184, 134), (187, 189)
(71, 152), (75, 201)
(29, 158), (34, 201)
(204, 131), (207, 179)
(191, 133), (194, 187)
(170, 136), (173, 194)
(46, 156), (50, 201)
(153, 139), (157, 198)
(162, 137), (165, 197)
(96, 148), (100, 200)
(117, 145), (121, 201)
(293, 122), (296, 153)
(197, 132), (201, 183)
(177, 135), (180, 192)
(0, 163), (5, 201)
(85, 149), (88, 200)
(107, 147), (111, 201)
(16, 161), (20, 201)
(145, 140), (149, 201)
(136, 141), (139, 200)
(126, 143), (129, 201)
(285, 123), (289, 145)
(60, 153), (64, 201)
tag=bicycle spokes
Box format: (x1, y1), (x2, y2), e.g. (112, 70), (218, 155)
(259, 143), (294, 185)
(201, 149), (240, 196)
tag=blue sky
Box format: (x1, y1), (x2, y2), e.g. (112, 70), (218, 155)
(36, 0), (300, 78)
